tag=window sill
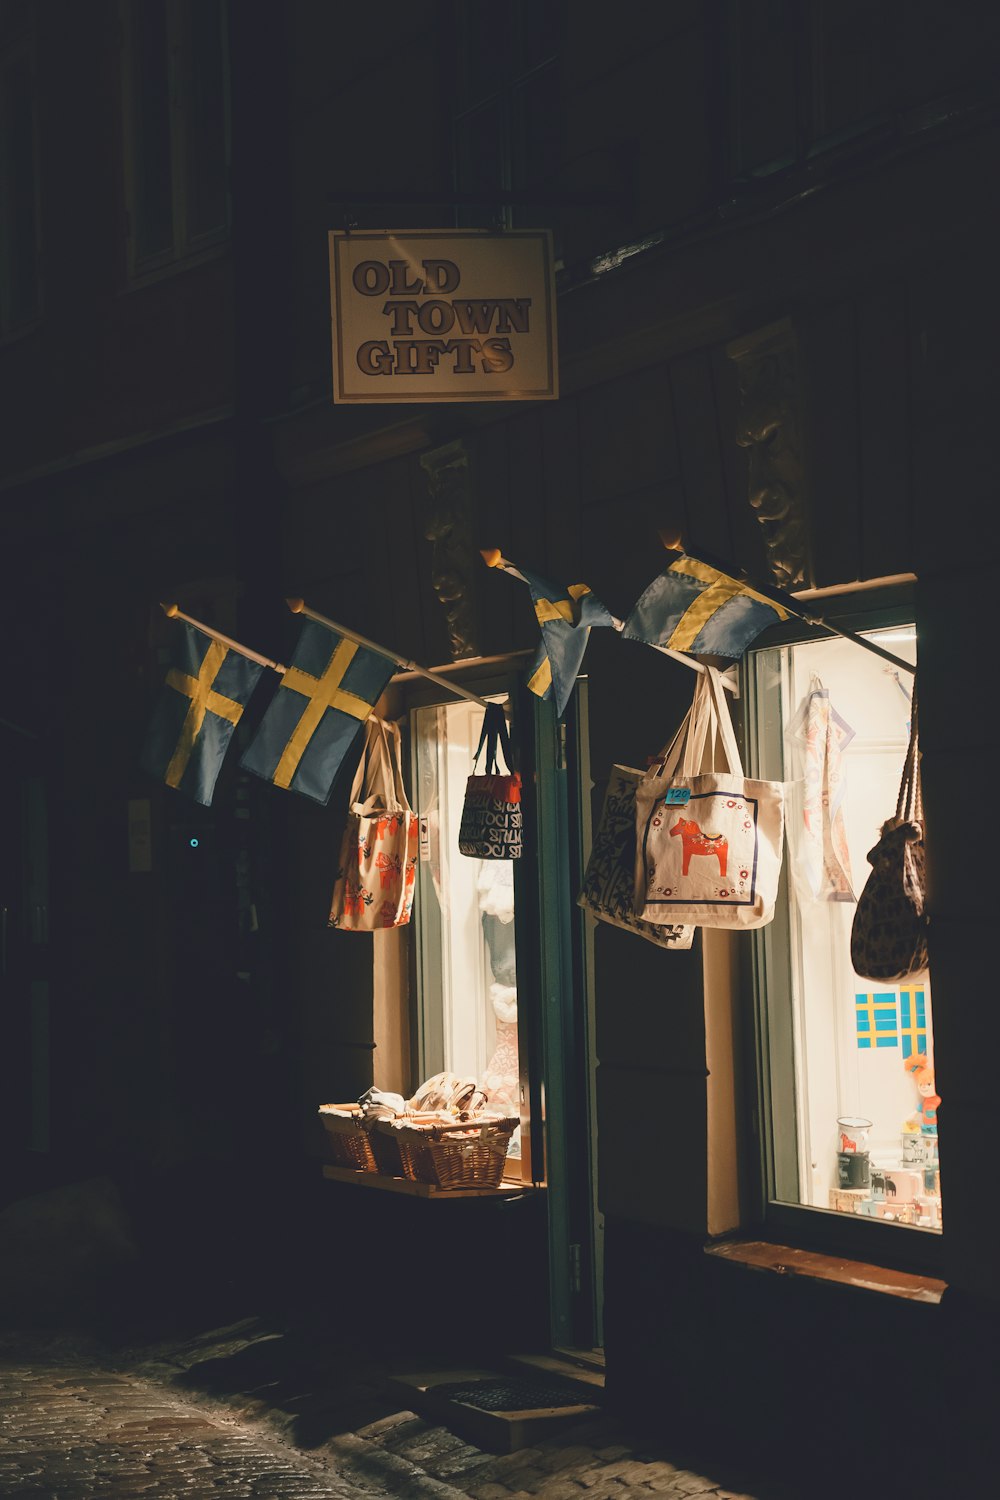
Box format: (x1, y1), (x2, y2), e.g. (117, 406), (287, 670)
(321, 1163), (536, 1200)
(704, 1238), (946, 1305)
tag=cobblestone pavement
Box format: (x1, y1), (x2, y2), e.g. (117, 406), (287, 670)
(0, 1322), (800, 1500)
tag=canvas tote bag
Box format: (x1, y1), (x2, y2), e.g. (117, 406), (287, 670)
(329, 717), (418, 931)
(850, 681), (929, 982)
(634, 665), (785, 930)
(579, 765), (694, 949)
(458, 702), (523, 859)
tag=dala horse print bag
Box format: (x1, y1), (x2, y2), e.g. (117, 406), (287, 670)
(329, 717), (418, 932)
(634, 665), (785, 930)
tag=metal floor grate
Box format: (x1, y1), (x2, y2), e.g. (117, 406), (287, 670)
(430, 1376), (591, 1412)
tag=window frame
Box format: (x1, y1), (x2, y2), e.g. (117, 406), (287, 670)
(119, 0), (231, 286)
(450, 0), (563, 233)
(742, 583), (944, 1276)
(403, 661), (536, 1188)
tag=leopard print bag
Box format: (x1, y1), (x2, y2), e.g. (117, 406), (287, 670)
(850, 683), (929, 982)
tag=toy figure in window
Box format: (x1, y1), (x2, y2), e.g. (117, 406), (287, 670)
(904, 1052), (939, 1141)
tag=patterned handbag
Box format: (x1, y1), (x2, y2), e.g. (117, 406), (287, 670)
(329, 718), (418, 931)
(458, 703), (522, 859)
(850, 682), (929, 982)
(579, 765), (694, 950)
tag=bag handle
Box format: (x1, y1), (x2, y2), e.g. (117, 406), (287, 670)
(895, 680), (921, 825)
(383, 720), (413, 814)
(702, 664), (745, 778)
(348, 718), (381, 806)
(352, 718), (405, 815)
(645, 665), (744, 788)
(472, 703), (514, 777)
(645, 672), (712, 784)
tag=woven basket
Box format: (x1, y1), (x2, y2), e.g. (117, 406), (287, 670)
(368, 1124), (404, 1177)
(318, 1105), (378, 1172)
(377, 1116), (519, 1190)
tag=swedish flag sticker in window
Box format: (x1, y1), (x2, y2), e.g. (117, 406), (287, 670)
(856, 992), (899, 1049)
(899, 986), (928, 1058)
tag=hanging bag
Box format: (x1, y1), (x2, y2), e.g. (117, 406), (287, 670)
(579, 765), (694, 949)
(634, 665), (785, 930)
(458, 703), (522, 859)
(850, 682), (928, 981)
(329, 718), (419, 931)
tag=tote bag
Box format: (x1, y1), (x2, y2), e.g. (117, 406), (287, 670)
(578, 765), (694, 949)
(458, 702), (523, 859)
(329, 717), (419, 931)
(634, 665), (785, 930)
(850, 682), (929, 982)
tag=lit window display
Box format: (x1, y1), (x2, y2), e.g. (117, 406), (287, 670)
(749, 626), (940, 1233)
(411, 697), (521, 1158)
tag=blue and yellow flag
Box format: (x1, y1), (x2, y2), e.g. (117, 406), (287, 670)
(856, 992), (899, 1049)
(140, 621), (264, 807)
(239, 619), (395, 804)
(623, 553), (789, 657)
(498, 559), (615, 717)
(899, 986), (928, 1059)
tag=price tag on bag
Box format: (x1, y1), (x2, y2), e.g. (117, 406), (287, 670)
(664, 787), (691, 805)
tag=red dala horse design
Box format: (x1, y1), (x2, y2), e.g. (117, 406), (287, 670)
(670, 817), (728, 877)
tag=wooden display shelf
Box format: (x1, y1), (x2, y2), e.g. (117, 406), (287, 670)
(321, 1163), (530, 1198)
(705, 1238), (946, 1303)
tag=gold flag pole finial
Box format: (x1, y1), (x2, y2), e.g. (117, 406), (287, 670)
(159, 602), (287, 675)
(288, 599), (490, 708)
(654, 537), (915, 676)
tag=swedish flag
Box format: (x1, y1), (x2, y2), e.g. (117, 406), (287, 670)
(239, 619), (395, 804)
(856, 992), (899, 1049)
(623, 554), (789, 657)
(510, 562), (615, 717)
(900, 986), (928, 1059)
(140, 622), (264, 807)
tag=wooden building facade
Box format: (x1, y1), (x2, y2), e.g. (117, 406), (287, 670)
(2, 0), (998, 1479)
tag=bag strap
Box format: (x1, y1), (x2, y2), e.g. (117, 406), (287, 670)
(473, 703), (514, 777)
(348, 718), (381, 806)
(703, 664), (745, 778)
(643, 672), (711, 785)
(353, 718), (402, 814)
(646, 666), (744, 787)
(383, 720), (413, 814)
(895, 680), (921, 824)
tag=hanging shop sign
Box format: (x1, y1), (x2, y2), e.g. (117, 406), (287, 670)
(328, 229), (558, 404)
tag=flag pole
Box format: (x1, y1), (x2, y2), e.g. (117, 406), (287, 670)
(480, 549), (739, 694)
(658, 533), (917, 676)
(286, 599), (490, 709)
(160, 604), (287, 674)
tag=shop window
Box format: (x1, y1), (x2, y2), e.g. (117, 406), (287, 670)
(411, 695), (524, 1167)
(747, 622), (941, 1241)
(120, 0), (230, 279)
(0, 31), (40, 339)
(726, 0), (894, 184)
(452, 0), (563, 234)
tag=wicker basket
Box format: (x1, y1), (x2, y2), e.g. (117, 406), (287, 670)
(318, 1105), (378, 1172)
(376, 1115), (519, 1190)
(367, 1123), (405, 1176)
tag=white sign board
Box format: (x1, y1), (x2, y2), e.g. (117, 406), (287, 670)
(328, 229), (558, 403)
